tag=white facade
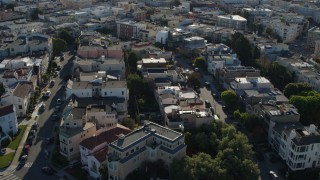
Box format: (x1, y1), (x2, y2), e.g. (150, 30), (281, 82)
(230, 77), (273, 90)
(0, 104), (18, 135)
(269, 122), (320, 171)
(216, 15), (247, 30)
(156, 29), (169, 45)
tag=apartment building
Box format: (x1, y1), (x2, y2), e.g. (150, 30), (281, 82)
(80, 126), (131, 179)
(107, 121), (186, 180)
(262, 19), (301, 43)
(1, 82), (33, 117)
(86, 104), (118, 130)
(230, 76), (274, 92)
(218, 66), (260, 89)
(0, 104), (18, 135)
(216, 15), (247, 30)
(269, 122), (320, 171)
(116, 21), (146, 40)
(307, 27), (320, 50)
(59, 105), (96, 161)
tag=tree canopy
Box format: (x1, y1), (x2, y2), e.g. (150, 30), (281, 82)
(52, 38), (67, 56)
(121, 118), (136, 130)
(127, 73), (145, 95)
(31, 8), (43, 20)
(187, 72), (201, 88)
(267, 62), (293, 90)
(221, 90), (238, 110)
(59, 29), (74, 45)
(127, 52), (139, 73)
(284, 82), (313, 98)
(230, 32), (253, 66)
(170, 121), (259, 180)
(193, 57), (206, 70)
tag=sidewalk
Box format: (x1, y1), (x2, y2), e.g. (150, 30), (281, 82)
(0, 104), (40, 176)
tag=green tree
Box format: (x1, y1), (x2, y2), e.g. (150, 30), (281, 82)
(265, 27), (273, 36)
(121, 118), (136, 130)
(170, 0), (181, 7)
(267, 62), (293, 90)
(193, 57), (206, 70)
(52, 38), (67, 56)
(230, 32), (253, 66)
(127, 52), (139, 73)
(187, 72), (201, 89)
(284, 82), (313, 98)
(74, 38), (80, 50)
(127, 73), (145, 95)
(221, 90), (238, 110)
(59, 29), (74, 45)
(0, 82), (5, 97)
(31, 8), (43, 20)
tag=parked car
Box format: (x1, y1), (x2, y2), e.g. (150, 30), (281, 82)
(45, 137), (55, 145)
(51, 114), (60, 122)
(31, 122), (38, 132)
(205, 100), (211, 108)
(50, 80), (55, 87)
(42, 166), (55, 175)
(269, 171), (278, 179)
(38, 104), (46, 113)
(69, 160), (81, 168)
(57, 99), (64, 105)
(43, 91), (51, 98)
(54, 71), (59, 77)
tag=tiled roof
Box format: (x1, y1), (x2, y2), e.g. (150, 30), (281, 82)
(80, 127), (131, 150)
(0, 104), (14, 117)
(92, 147), (108, 163)
(13, 83), (32, 98)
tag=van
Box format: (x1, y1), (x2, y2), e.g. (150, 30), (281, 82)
(69, 160), (80, 168)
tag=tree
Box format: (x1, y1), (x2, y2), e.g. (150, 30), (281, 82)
(265, 27), (273, 36)
(59, 29), (74, 45)
(99, 165), (108, 180)
(52, 38), (67, 56)
(0, 82), (5, 97)
(230, 32), (253, 66)
(74, 38), (80, 50)
(221, 90), (238, 110)
(127, 73), (145, 95)
(127, 52), (139, 73)
(193, 57), (206, 70)
(170, 0), (181, 7)
(187, 72), (201, 89)
(284, 82), (313, 98)
(31, 8), (43, 20)
(121, 118), (136, 130)
(267, 62), (293, 90)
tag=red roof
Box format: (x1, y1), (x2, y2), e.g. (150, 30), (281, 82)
(80, 127), (131, 150)
(92, 147), (108, 163)
(0, 104), (14, 117)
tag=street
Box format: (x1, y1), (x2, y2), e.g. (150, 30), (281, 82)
(12, 53), (73, 180)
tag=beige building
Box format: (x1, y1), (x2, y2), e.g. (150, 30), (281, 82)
(107, 122), (186, 180)
(59, 105), (97, 161)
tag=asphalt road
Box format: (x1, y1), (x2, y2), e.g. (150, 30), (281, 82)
(14, 53), (73, 180)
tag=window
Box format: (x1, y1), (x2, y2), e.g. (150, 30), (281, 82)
(122, 91), (124, 95)
(19, 105), (22, 109)
(131, 149), (134, 153)
(126, 152), (129, 156)
(70, 148), (73, 152)
(105, 92), (107, 95)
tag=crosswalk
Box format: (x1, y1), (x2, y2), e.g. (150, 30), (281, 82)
(1, 173), (21, 180)
(24, 162), (33, 168)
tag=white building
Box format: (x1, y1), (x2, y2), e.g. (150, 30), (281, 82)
(307, 27), (320, 50)
(230, 76), (273, 91)
(216, 15), (247, 30)
(86, 104), (118, 130)
(156, 28), (169, 45)
(80, 126), (131, 179)
(269, 122), (320, 171)
(0, 104), (18, 135)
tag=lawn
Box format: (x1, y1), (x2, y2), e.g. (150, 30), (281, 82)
(0, 152), (15, 168)
(8, 125), (27, 150)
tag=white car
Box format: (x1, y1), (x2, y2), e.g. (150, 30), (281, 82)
(269, 171), (278, 179)
(43, 90), (51, 98)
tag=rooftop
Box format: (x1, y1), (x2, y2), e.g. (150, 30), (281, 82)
(0, 104), (14, 117)
(80, 127), (131, 150)
(60, 122), (95, 138)
(110, 122), (183, 150)
(13, 82), (32, 98)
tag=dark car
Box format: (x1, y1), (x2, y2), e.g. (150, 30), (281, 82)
(38, 104), (45, 113)
(57, 99), (64, 105)
(205, 100), (211, 108)
(45, 137), (55, 145)
(27, 136), (33, 146)
(42, 166), (55, 175)
(31, 122), (38, 132)
(51, 114), (60, 122)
